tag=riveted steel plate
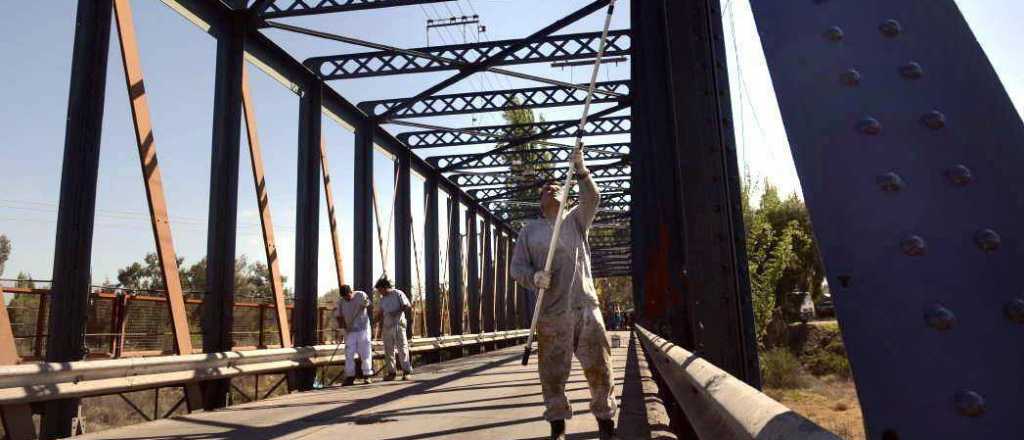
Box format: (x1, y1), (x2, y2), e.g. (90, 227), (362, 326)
(749, 1), (1024, 437)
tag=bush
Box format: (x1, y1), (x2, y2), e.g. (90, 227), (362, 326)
(804, 350), (852, 379)
(761, 348), (807, 389)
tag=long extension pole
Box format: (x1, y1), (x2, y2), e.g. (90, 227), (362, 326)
(523, 0), (618, 366)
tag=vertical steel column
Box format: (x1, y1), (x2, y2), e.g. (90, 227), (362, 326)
(41, 0), (112, 436)
(481, 218), (495, 333)
(494, 232), (507, 331)
(424, 177), (441, 338)
(447, 196), (463, 335)
(353, 120), (375, 293)
(466, 209), (481, 334)
(750, 1), (1024, 436)
(506, 236), (517, 329)
(395, 152), (413, 338)
(202, 5), (245, 410)
(241, 69), (292, 349)
(292, 79), (322, 390)
(662, 0), (759, 385)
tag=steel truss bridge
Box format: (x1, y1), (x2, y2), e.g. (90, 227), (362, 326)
(0, 0), (1019, 439)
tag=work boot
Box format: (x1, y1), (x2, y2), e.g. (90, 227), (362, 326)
(597, 418), (618, 440)
(402, 367), (413, 381)
(361, 377), (374, 385)
(342, 377), (355, 386)
(549, 420), (566, 440)
(383, 373), (397, 382)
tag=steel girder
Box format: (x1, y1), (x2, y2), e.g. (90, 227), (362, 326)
(752, 1), (1024, 437)
(359, 80), (630, 119)
(450, 161), (631, 188)
(430, 142), (629, 170)
(306, 30), (630, 80)
(485, 192), (630, 216)
(257, 1), (453, 18)
(469, 178), (631, 202)
(399, 116), (631, 149)
(507, 208), (628, 225)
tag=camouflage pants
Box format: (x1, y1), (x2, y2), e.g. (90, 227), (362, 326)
(383, 321), (412, 376)
(536, 306), (617, 421)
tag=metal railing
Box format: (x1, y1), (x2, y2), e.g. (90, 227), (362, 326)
(0, 330), (528, 406)
(634, 325), (841, 440)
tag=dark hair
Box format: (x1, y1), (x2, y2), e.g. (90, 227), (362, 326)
(339, 285), (352, 295)
(374, 276), (392, 290)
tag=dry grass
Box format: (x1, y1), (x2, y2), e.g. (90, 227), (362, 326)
(766, 376), (865, 440)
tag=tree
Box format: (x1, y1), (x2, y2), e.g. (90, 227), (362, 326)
(499, 100), (552, 205)
(595, 276), (632, 312)
(742, 181), (816, 346)
(14, 272), (35, 289)
(0, 234), (10, 277)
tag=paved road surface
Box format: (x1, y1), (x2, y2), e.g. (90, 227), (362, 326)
(80, 331), (647, 439)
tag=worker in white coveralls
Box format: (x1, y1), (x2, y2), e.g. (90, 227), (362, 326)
(375, 277), (413, 381)
(333, 285), (374, 386)
(511, 150), (618, 440)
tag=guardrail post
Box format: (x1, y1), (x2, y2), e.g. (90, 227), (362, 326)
(202, 3), (245, 411)
(41, 0), (112, 436)
(293, 78), (322, 390)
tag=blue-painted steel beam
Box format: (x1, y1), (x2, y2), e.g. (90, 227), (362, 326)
(750, 1), (1024, 437)
(258, 0), (453, 18)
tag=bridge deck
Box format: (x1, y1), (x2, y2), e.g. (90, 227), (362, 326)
(80, 331), (650, 440)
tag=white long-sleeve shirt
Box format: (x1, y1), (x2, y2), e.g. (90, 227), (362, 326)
(511, 174), (601, 316)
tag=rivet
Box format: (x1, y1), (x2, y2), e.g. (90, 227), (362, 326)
(974, 229), (1001, 252)
(1004, 298), (1024, 324)
(900, 62), (924, 79)
(954, 391), (985, 417)
(922, 110), (946, 129)
(923, 304), (957, 331)
(876, 172), (905, 192)
(824, 26), (844, 42)
(879, 19), (902, 37)
(901, 235), (927, 256)
(840, 68), (862, 86)
(945, 165), (973, 186)
(858, 117), (882, 135)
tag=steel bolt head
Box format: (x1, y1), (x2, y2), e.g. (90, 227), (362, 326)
(858, 117), (882, 135)
(901, 61), (924, 79)
(924, 304), (957, 330)
(901, 235), (927, 256)
(1005, 299), (1024, 324)
(945, 164), (973, 186)
(840, 68), (862, 86)
(824, 26), (844, 42)
(954, 391), (986, 417)
(922, 110), (947, 129)
(876, 172), (905, 192)
(974, 229), (1001, 252)
(880, 19), (903, 37)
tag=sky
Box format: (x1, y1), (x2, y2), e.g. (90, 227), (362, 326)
(0, 0), (1021, 297)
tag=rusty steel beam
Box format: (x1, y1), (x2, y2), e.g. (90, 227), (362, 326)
(320, 139), (347, 292)
(112, 0), (203, 412)
(241, 68), (292, 349)
(0, 286), (35, 440)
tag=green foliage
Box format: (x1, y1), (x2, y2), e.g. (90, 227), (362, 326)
(499, 100), (551, 203)
(760, 347), (807, 389)
(0, 234), (10, 277)
(595, 276), (632, 311)
(115, 253), (288, 299)
(14, 272), (35, 289)
(743, 180), (822, 345)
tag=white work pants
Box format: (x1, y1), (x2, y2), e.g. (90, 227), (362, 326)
(344, 329), (373, 378)
(383, 321), (412, 375)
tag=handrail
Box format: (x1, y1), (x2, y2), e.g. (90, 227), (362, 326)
(634, 325), (841, 440)
(0, 330), (528, 405)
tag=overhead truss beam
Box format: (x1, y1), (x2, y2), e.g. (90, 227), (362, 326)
(306, 29), (630, 80)
(258, 0), (454, 18)
(359, 80), (630, 119)
(431, 142), (629, 171)
(470, 178), (631, 202)
(450, 160), (630, 188)
(399, 116), (631, 149)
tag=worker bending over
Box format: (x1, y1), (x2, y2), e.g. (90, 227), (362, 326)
(376, 277), (413, 381)
(511, 150), (617, 440)
(333, 285), (373, 385)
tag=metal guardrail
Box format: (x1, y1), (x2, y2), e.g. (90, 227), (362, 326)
(634, 325), (841, 440)
(0, 330), (528, 405)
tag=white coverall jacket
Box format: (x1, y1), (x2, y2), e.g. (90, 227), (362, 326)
(510, 174), (617, 422)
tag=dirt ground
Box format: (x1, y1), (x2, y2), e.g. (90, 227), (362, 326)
(766, 376), (866, 440)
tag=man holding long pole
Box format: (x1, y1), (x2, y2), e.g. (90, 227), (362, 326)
(511, 151), (617, 440)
